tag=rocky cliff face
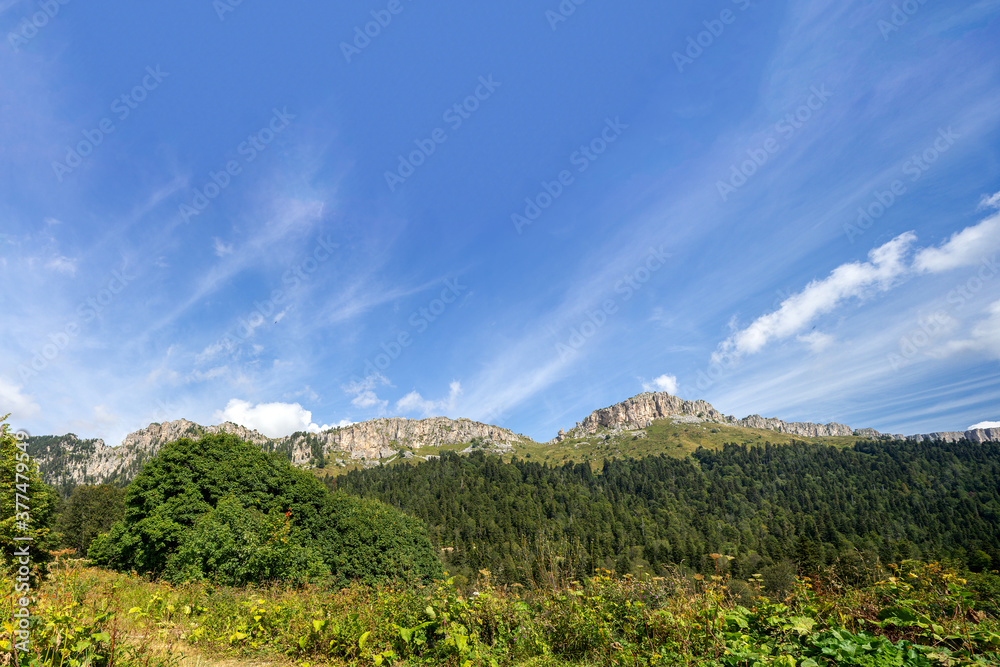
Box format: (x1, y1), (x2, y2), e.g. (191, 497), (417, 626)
(26, 393), (1000, 488)
(571, 392), (726, 435)
(27, 419), (274, 487)
(733, 414), (854, 437)
(567, 392), (857, 439)
(902, 428), (1000, 444)
(280, 416), (529, 465)
(28, 416), (530, 487)
(565, 391), (1000, 442)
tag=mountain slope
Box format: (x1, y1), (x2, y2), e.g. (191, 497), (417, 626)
(25, 391), (1000, 488)
(27, 416), (531, 487)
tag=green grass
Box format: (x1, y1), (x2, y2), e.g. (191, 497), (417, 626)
(310, 418), (870, 478)
(8, 559), (999, 666)
(509, 419), (865, 470)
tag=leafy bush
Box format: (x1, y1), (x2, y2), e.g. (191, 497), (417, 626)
(90, 433), (440, 586)
(163, 496), (327, 586)
(326, 492), (443, 586)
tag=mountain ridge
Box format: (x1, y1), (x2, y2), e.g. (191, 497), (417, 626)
(564, 391), (1000, 443)
(24, 391), (1000, 488)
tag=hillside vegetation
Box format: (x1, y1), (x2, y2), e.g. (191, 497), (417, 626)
(309, 418), (868, 478)
(5, 416), (1000, 665)
(335, 439), (1000, 586)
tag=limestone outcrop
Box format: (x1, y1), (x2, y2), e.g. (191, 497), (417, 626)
(733, 414), (853, 437)
(25, 392), (1000, 488)
(566, 392), (856, 439)
(280, 417), (529, 465)
(903, 428), (1000, 444)
(571, 392), (725, 436)
(562, 391), (1000, 443)
(28, 416), (530, 486)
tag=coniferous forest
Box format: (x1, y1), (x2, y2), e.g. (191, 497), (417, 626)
(333, 439), (1000, 584)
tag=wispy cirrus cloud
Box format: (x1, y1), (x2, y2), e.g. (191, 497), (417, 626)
(396, 380), (462, 417)
(714, 193), (1000, 365)
(713, 232), (916, 363)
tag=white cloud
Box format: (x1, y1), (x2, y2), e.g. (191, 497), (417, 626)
(0, 377), (41, 420)
(395, 381), (462, 417)
(45, 255), (77, 276)
(936, 299), (1000, 360)
(913, 211), (1000, 273)
(979, 189), (1000, 211)
(213, 237), (234, 257)
(187, 366), (228, 382)
(195, 341), (227, 363)
(213, 398), (339, 437)
(968, 420), (1000, 430)
(714, 232), (916, 362)
(797, 331), (835, 353)
(66, 405), (121, 442)
(642, 374), (678, 394)
(344, 374), (390, 410)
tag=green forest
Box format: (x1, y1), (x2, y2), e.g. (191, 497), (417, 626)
(333, 440), (1000, 585)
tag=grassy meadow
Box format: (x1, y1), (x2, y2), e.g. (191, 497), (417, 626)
(4, 555), (1000, 667)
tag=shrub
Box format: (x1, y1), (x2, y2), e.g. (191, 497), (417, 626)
(163, 496), (328, 586)
(326, 492), (443, 586)
(90, 433), (441, 586)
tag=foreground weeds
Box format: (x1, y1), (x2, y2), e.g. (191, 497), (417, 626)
(3, 558), (1000, 666)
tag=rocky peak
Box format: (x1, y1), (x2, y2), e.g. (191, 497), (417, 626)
(563, 391), (1000, 444)
(28, 415), (529, 487)
(282, 416), (530, 465)
(901, 427), (1000, 444)
(567, 392), (857, 439)
(569, 392), (725, 437)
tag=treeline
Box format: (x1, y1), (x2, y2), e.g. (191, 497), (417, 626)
(332, 439), (1000, 584)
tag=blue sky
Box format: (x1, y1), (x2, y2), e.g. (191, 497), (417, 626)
(2, 0), (1000, 445)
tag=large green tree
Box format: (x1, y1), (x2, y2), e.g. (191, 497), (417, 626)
(1, 416), (58, 572)
(89, 433), (441, 585)
(56, 483), (125, 554)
